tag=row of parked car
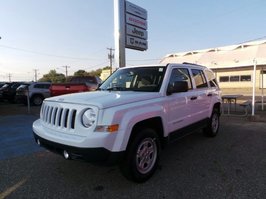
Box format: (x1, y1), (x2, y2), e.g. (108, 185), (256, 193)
(0, 76), (101, 106)
(0, 82), (51, 106)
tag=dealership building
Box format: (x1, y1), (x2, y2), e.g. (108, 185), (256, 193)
(160, 39), (266, 97)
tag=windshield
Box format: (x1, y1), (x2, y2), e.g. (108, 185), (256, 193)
(17, 84), (29, 89)
(2, 84), (10, 88)
(99, 66), (166, 92)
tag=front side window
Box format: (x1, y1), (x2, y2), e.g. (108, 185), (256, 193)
(34, 84), (50, 89)
(169, 68), (192, 90)
(34, 84), (43, 89)
(99, 67), (166, 92)
(191, 69), (208, 88)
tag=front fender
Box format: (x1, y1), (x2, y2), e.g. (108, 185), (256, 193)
(111, 105), (166, 152)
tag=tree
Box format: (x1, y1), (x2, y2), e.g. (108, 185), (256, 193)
(87, 68), (101, 77)
(103, 66), (111, 70)
(73, 67), (108, 77)
(73, 70), (89, 77)
(39, 70), (66, 83)
(87, 66), (112, 77)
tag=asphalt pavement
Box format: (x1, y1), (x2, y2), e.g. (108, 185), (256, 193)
(0, 114), (266, 199)
(0, 115), (43, 160)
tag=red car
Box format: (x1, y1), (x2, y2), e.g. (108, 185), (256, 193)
(50, 76), (101, 97)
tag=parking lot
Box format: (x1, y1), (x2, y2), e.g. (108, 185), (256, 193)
(0, 102), (266, 199)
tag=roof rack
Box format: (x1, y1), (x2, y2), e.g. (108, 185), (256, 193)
(182, 62), (200, 66)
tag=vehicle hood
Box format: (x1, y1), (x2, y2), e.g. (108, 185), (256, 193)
(46, 91), (162, 109)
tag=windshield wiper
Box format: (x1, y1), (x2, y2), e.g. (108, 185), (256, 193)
(106, 86), (125, 91)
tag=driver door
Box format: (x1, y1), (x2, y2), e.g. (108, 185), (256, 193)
(166, 68), (196, 133)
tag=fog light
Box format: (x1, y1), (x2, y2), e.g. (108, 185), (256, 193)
(63, 150), (70, 159)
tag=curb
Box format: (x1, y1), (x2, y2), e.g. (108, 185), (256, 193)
(248, 115), (266, 122)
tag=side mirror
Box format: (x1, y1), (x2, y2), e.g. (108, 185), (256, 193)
(95, 82), (103, 91)
(167, 81), (188, 95)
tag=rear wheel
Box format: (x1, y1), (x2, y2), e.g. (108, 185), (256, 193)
(120, 128), (160, 183)
(203, 108), (220, 137)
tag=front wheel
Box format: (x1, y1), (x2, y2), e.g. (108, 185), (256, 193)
(120, 128), (160, 183)
(31, 95), (44, 106)
(203, 108), (220, 137)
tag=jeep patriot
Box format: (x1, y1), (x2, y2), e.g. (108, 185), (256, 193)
(33, 63), (222, 182)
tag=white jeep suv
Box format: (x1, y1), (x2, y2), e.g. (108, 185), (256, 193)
(33, 63), (222, 182)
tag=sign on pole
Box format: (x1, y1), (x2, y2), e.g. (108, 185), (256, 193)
(126, 36), (148, 51)
(114, 0), (148, 68)
(125, 1), (148, 51)
(126, 14), (147, 30)
(126, 1), (147, 20)
(126, 24), (147, 40)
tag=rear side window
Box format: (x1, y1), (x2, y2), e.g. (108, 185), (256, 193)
(205, 70), (218, 88)
(191, 69), (208, 88)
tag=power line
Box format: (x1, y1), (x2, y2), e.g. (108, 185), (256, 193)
(0, 44), (104, 61)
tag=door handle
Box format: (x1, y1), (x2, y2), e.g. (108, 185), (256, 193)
(190, 96), (197, 100)
(207, 93), (213, 97)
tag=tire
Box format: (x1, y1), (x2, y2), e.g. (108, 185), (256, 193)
(31, 95), (44, 106)
(203, 108), (220, 137)
(120, 128), (160, 183)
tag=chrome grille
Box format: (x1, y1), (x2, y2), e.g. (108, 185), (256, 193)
(41, 104), (77, 129)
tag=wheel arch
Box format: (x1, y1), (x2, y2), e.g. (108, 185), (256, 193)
(30, 93), (44, 99)
(126, 117), (165, 151)
(213, 102), (221, 116)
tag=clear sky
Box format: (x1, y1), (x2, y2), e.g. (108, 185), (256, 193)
(0, 0), (266, 81)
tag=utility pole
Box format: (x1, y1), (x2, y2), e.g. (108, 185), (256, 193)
(33, 69), (38, 82)
(114, 0), (126, 68)
(107, 48), (115, 74)
(62, 66), (70, 78)
(8, 73), (11, 82)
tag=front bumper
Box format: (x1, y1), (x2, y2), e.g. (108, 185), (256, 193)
(33, 132), (124, 165)
(32, 117), (125, 165)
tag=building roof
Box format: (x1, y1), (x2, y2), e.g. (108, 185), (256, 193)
(160, 39), (266, 69)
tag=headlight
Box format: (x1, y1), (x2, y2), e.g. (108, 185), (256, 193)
(82, 108), (97, 128)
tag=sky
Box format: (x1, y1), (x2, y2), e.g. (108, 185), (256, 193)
(0, 0), (266, 81)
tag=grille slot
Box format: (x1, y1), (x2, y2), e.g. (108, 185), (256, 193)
(58, 108), (63, 127)
(41, 104), (77, 129)
(64, 109), (69, 128)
